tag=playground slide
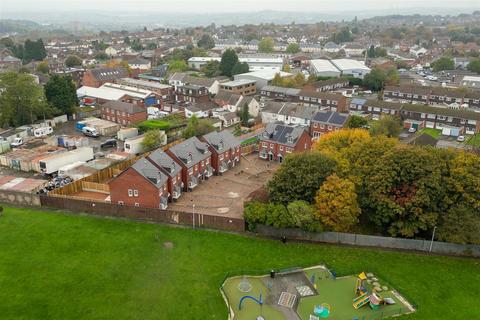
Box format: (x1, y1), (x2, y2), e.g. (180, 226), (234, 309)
(353, 293), (370, 309)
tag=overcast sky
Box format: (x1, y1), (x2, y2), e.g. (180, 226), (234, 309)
(2, 0), (479, 13)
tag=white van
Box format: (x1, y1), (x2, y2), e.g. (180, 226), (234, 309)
(82, 126), (99, 138)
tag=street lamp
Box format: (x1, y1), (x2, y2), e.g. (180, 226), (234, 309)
(192, 204), (195, 229)
(429, 226), (437, 253)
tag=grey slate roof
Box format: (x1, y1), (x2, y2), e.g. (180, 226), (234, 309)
(202, 130), (240, 152)
(131, 157), (168, 188)
(103, 100), (146, 114)
(168, 136), (211, 168)
(147, 149), (182, 178)
(186, 102), (216, 113)
(312, 111), (349, 126)
(260, 123), (306, 147)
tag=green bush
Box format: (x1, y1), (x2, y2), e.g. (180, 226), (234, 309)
(138, 120), (171, 131)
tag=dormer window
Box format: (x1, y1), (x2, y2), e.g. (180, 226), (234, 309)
(263, 132), (268, 138)
(287, 137), (294, 143)
(218, 140), (224, 150)
(187, 153), (193, 163)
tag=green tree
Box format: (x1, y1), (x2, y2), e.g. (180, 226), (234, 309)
(314, 174), (361, 232)
(182, 115), (215, 139)
(231, 62), (249, 76)
(94, 52), (109, 60)
(168, 59), (188, 73)
(36, 61), (49, 74)
(201, 60), (221, 78)
(369, 115), (402, 137)
(287, 201), (323, 232)
(286, 43), (300, 54)
(258, 37), (275, 53)
(330, 27), (354, 44)
(22, 39), (46, 63)
(219, 49), (239, 77)
(146, 42), (157, 50)
(431, 57), (455, 72)
(239, 104), (250, 126)
(268, 152), (337, 204)
(197, 34), (215, 50)
(467, 59), (480, 74)
(142, 129), (165, 151)
(346, 115), (368, 128)
(363, 68), (387, 91)
(65, 55), (82, 67)
(0, 72), (52, 127)
(44, 75), (78, 115)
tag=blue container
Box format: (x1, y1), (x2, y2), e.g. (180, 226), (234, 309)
(145, 96), (156, 107)
(76, 122), (86, 131)
(58, 136), (65, 147)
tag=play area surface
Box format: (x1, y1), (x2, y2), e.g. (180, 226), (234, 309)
(221, 266), (415, 320)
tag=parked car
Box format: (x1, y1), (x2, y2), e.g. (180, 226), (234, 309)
(100, 139), (117, 149)
(408, 127), (417, 133)
(82, 126), (99, 138)
(457, 135), (465, 142)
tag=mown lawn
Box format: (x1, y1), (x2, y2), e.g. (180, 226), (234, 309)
(418, 128), (441, 139)
(466, 134), (480, 147)
(0, 206), (479, 320)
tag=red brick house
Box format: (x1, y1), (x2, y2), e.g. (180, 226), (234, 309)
(310, 111), (349, 139)
(101, 100), (148, 125)
(200, 131), (241, 175)
(165, 137), (213, 191)
(147, 149), (183, 201)
(82, 67), (129, 87)
(258, 123), (312, 162)
(108, 157), (169, 209)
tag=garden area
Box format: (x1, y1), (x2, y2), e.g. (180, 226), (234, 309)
(0, 206), (479, 319)
(418, 128), (441, 139)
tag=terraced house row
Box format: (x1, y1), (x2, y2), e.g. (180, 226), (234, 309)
(383, 85), (480, 110)
(350, 98), (480, 135)
(108, 131), (240, 209)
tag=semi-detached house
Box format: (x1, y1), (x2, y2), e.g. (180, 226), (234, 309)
(258, 123), (312, 162)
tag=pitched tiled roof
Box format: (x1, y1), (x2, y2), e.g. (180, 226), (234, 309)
(402, 104), (480, 120)
(168, 136), (212, 168)
(131, 157), (168, 188)
(203, 131), (240, 152)
(147, 149), (182, 177)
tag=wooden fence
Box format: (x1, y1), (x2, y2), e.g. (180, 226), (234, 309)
(40, 195), (245, 232)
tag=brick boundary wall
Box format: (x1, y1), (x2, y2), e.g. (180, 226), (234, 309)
(40, 195), (245, 232)
(0, 190), (41, 207)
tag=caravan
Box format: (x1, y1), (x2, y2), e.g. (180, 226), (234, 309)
(34, 126), (53, 138)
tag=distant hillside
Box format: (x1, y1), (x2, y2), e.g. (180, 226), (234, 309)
(0, 19), (41, 33)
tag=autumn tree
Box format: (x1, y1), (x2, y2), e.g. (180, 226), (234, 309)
(168, 59), (188, 73)
(346, 115), (368, 128)
(315, 174), (360, 232)
(36, 61), (49, 74)
(268, 152), (337, 204)
(363, 145), (445, 237)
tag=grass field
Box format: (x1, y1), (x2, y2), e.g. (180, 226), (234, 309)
(418, 128), (441, 139)
(466, 134), (480, 147)
(1, 206), (479, 320)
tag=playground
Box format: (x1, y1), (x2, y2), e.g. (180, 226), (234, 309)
(221, 266), (415, 320)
